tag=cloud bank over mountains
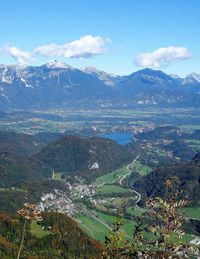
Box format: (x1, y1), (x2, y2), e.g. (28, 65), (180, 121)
(34, 35), (110, 58)
(4, 35), (110, 65)
(135, 46), (192, 68)
(1, 37), (192, 70)
(7, 46), (32, 66)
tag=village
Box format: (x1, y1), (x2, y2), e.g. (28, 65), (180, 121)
(37, 180), (97, 216)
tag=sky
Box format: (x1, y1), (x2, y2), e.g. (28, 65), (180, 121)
(0, 0), (199, 76)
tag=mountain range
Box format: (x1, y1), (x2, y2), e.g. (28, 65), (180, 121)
(0, 61), (200, 110)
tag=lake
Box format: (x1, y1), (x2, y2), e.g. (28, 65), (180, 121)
(100, 133), (133, 145)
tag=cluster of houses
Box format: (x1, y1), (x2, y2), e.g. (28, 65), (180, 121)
(38, 189), (77, 216)
(17, 203), (43, 221)
(37, 182), (96, 216)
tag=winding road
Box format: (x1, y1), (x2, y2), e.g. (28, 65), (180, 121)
(119, 155), (139, 185)
(118, 155), (144, 210)
(77, 155), (144, 239)
(92, 156), (145, 235)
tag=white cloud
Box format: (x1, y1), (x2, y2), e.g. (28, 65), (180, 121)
(35, 35), (110, 58)
(7, 46), (31, 65)
(135, 46), (192, 68)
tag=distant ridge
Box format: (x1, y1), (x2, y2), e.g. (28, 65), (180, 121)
(0, 63), (200, 109)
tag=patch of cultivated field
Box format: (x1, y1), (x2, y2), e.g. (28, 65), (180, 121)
(184, 139), (200, 144)
(126, 206), (144, 217)
(95, 211), (136, 238)
(30, 220), (51, 238)
(184, 207), (200, 219)
(75, 213), (109, 241)
(180, 125), (200, 131)
(53, 172), (66, 181)
(132, 161), (152, 175)
(169, 233), (193, 244)
(96, 184), (129, 194)
(94, 165), (128, 185)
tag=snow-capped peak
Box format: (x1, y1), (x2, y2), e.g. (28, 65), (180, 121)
(82, 66), (118, 77)
(82, 66), (119, 79)
(81, 66), (119, 86)
(82, 66), (99, 74)
(186, 72), (200, 83)
(170, 74), (181, 79)
(44, 60), (73, 69)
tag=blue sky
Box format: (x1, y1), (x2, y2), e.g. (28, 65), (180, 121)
(0, 0), (199, 76)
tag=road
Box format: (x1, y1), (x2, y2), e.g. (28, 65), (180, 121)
(77, 155), (144, 239)
(118, 155), (146, 211)
(119, 155), (139, 185)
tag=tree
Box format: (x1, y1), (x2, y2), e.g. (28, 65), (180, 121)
(16, 203), (42, 259)
(103, 178), (200, 258)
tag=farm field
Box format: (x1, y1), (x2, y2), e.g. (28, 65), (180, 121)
(132, 161), (152, 176)
(1, 108), (200, 135)
(184, 207), (200, 220)
(75, 213), (109, 241)
(96, 184), (129, 194)
(30, 220), (51, 238)
(71, 157), (147, 241)
(94, 165), (128, 185)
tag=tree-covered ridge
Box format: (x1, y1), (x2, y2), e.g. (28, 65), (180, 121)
(0, 134), (133, 188)
(33, 135), (133, 181)
(131, 153), (200, 206)
(0, 151), (51, 187)
(0, 211), (102, 258)
(0, 130), (62, 156)
(135, 125), (183, 141)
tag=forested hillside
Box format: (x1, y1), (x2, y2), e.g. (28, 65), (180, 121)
(0, 211), (101, 258)
(131, 153), (200, 206)
(33, 135), (133, 181)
